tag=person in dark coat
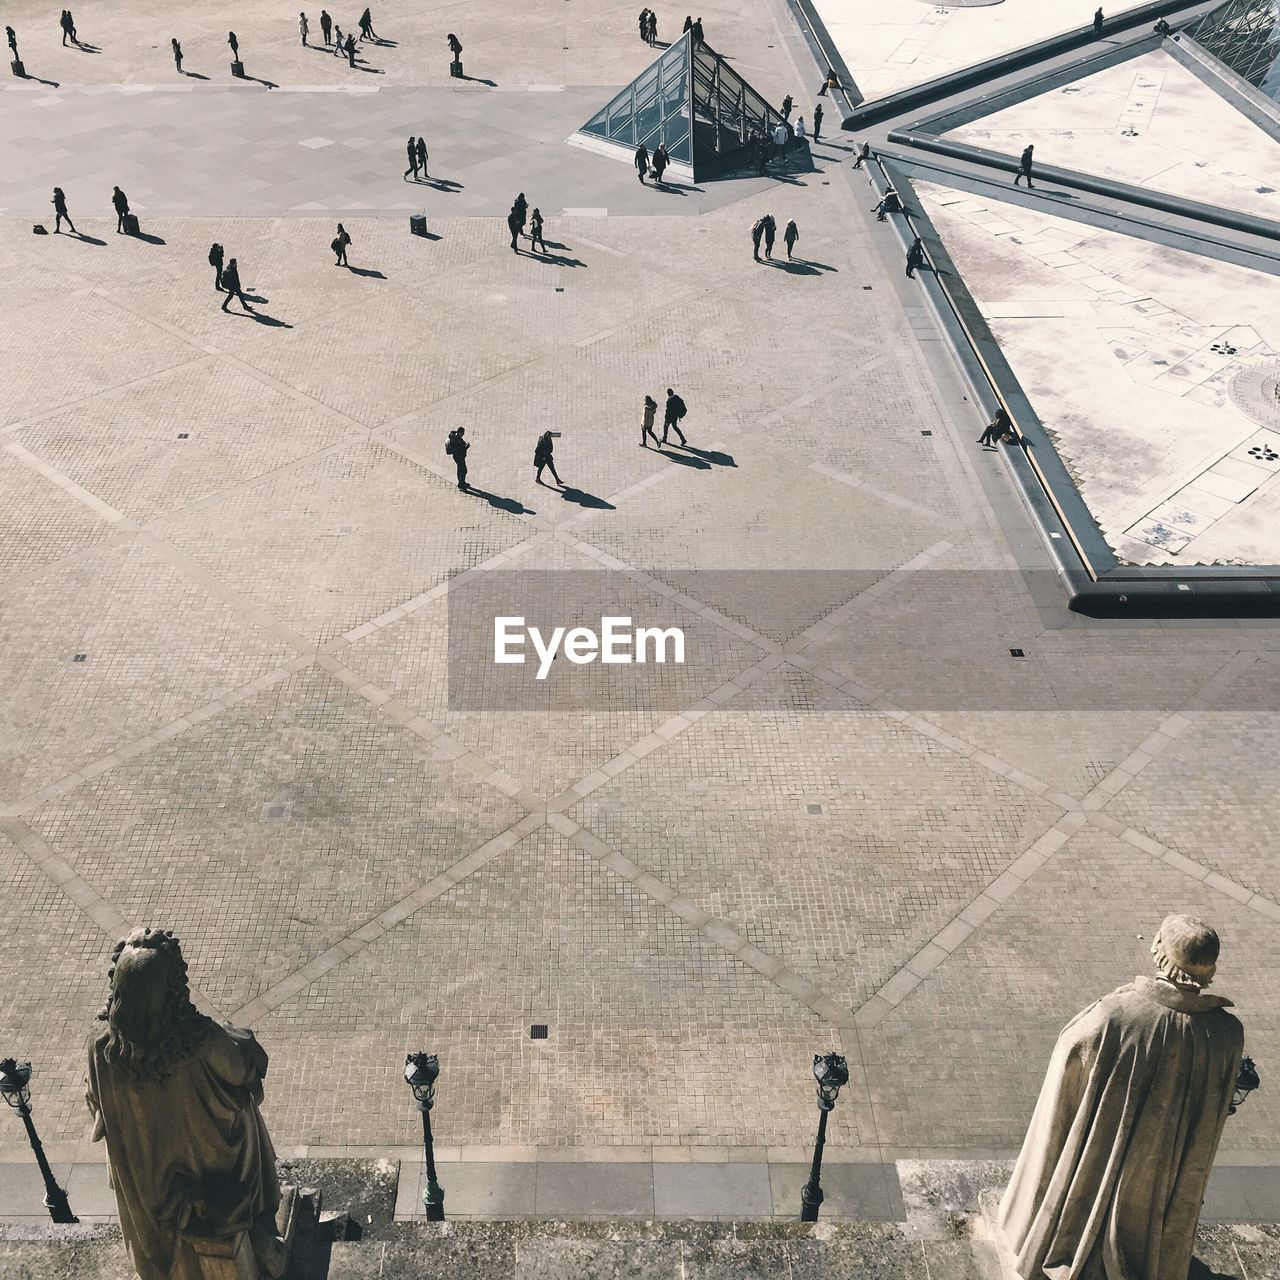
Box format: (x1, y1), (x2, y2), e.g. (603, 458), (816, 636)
(1014, 144), (1035, 187)
(1093, 6), (1104, 36)
(529, 208), (547, 253)
(751, 215), (766, 261)
(60, 10), (75, 45)
(507, 207), (522, 253)
(228, 30), (239, 59)
(812, 103), (823, 141)
(818, 67), (838, 95)
(641, 395), (661, 448)
(783, 218), (799, 260)
(512, 192), (528, 234)
(534, 432), (562, 487)
(344, 32), (356, 66)
(652, 143), (669, 184)
(446, 427), (469, 489)
(691, 16), (703, 42)
(762, 214), (776, 259)
(358, 7), (377, 40)
(220, 258), (252, 312)
(111, 185), (130, 233)
(978, 406), (1010, 447)
(662, 388), (687, 446)
(638, 9), (650, 41)
(51, 187), (76, 234)
(447, 32), (462, 64)
(635, 144), (650, 183)
(853, 140), (870, 168)
(332, 223), (350, 267)
(872, 189), (900, 220)
(781, 93), (793, 120)
(647, 11), (658, 44)
(404, 136), (419, 180)
(6, 25), (19, 61)
(209, 243), (225, 291)
(416, 136), (429, 178)
(320, 9), (332, 44)
(682, 15), (692, 32)
(905, 236), (925, 278)
(171, 38), (183, 72)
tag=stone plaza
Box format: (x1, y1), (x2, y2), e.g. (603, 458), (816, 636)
(3, 0), (1280, 1270)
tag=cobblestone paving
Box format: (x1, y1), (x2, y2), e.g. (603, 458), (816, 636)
(2, 0), (1280, 1167)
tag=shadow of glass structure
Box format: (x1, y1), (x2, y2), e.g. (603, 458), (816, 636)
(1185, 0), (1280, 100)
(572, 32), (787, 177)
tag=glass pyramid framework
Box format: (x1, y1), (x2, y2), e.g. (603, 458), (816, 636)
(571, 32), (787, 178)
(1185, 0), (1280, 101)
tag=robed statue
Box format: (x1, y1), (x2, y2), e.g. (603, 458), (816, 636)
(86, 928), (287, 1280)
(997, 913), (1244, 1280)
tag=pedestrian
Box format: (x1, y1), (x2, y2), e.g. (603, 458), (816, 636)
(641, 395), (661, 447)
(794, 115), (807, 144)
(534, 431), (562, 487)
(691, 16), (703, 42)
(446, 427), (469, 489)
(905, 236), (925, 278)
(978, 406), (1010, 447)
(171, 37), (183, 73)
(529, 207), (546, 253)
(344, 32), (356, 66)
(111, 185), (130, 233)
(872, 188), (900, 220)
(683, 15), (693, 33)
(1014, 143), (1035, 187)
(638, 8), (650, 42)
(359, 7), (376, 40)
(653, 143), (669, 184)
(781, 93), (793, 120)
(753, 132), (769, 176)
(635, 143), (650, 183)
(852, 140), (870, 168)
(784, 218), (798, 260)
(751, 215), (766, 261)
(332, 24), (343, 55)
(66, 10), (77, 42)
(647, 11), (658, 44)
(818, 66), (838, 96)
(772, 120), (789, 165)
(762, 214), (776, 260)
(1093, 6), (1104, 36)
(812, 103), (823, 141)
(299, 12), (309, 45)
(220, 258), (252, 313)
(320, 9), (332, 44)
(404, 136), (419, 180)
(513, 192), (528, 234)
(208, 242), (225, 291)
(416, 136), (429, 178)
(507, 206), (522, 253)
(228, 30), (239, 60)
(60, 10), (75, 46)
(662, 388), (687, 446)
(6, 26), (18, 61)
(51, 187), (76, 235)
(448, 32), (462, 61)
(332, 223), (350, 266)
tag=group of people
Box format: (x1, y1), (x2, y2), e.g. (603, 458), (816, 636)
(633, 142), (672, 185)
(445, 427), (572, 490)
(506, 193), (548, 254)
(681, 15), (704, 43)
(58, 10), (80, 46)
(403, 135), (430, 181)
(636, 9), (659, 44)
(301, 8), (379, 48)
(207, 242), (251, 312)
(749, 214), (800, 262)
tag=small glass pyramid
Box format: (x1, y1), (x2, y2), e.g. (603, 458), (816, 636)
(572, 31), (787, 177)
(1183, 0), (1280, 101)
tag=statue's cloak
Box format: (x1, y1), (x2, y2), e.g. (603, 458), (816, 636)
(86, 1023), (280, 1280)
(998, 976), (1242, 1280)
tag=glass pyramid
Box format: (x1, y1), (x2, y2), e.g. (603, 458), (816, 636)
(1184, 0), (1280, 102)
(574, 32), (787, 177)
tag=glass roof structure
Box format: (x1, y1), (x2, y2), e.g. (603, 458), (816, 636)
(573, 32), (787, 177)
(1185, 0), (1280, 102)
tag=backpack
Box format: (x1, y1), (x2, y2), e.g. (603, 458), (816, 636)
(445, 434), (457, 457)
(208, 244), (222, 266)
(673, 396), (687, 420)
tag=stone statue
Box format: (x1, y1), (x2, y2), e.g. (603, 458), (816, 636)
(86, 928), (287, 1280)
(997, 914), (1244, 1280)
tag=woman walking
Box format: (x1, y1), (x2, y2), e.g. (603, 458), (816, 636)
(529, 208), (546, 254)
(640, 395), (660, 447)
(534, 431), (562, 487)
(332, 222), (351, 267)
(783, 218), (799, 260)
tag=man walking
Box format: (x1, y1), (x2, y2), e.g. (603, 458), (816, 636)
(529, 208), (546, 254)
(905, 236), (925, 278)
(507, 205), (523, 253)
(446, 427), (469, 490)
(51, 188), (76, 235)
(978, 406), (1010, 447)
(220, 258), (252, 313)
(111, 185), (130, 233)
(662, 389), (687, 446)
(781, 93), (793, 120)
(416, 136), (429, 178)
(635, 143), (650, 183)
(653, 143), (669, 185)
(812, 103), (823, 141)
(534, 431), (562, 487)
(332, 23), (343, 54)
(751, 215), (766, 261)
(1093, 6), (1104, 36)
(1014, 143), (1035, 187)
(60, 11), (75, 45)
(6, 25), (19, 64)
(332, 223), (351, 267)
(344, 32), (356, 66)
(299, 12), (309, 45)
(320, 9), (332, 44)
(209, 242), (225, 291)
(404, 136), (419, 180)
(358, 8), (377, 41)
(762, 213), (776, 260)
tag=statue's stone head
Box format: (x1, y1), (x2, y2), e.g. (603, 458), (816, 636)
(1151, 914), (1220, 989)
(97, 928), (212, 1083)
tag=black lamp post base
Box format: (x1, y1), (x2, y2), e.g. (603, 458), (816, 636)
(799, 1184), (822, 1223)
(423, 1180), (445, 1222)
(45, 1192), (78, 1225)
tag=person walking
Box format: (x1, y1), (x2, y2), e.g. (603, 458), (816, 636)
(344, 32), (356, 66)
(6, 25), (19, 62)
(647, 11), (658, 44)
(416, 136), (429, 178)
(209, 242), (225, 291)
(299, 12), (309, 45)
(171, 37), (183, 72)
(751, 215), (766, 261)
(781, 93), (793, 120)
(1014, 143), (1035, 187)
(784, 218), (799, 260)
(852, 140), (870, 169)
(228, 30), (239, 60)
(51, 188), (76, 235)
(507, 205), (522, 253)
(358, 7), (376, 40)
(220, 258), (252, 313)
(446, 427), (469, 490)
(872, 188), (900, 220)
(762, 213), (776, 260)
(691, 16), (703, 43)
(332, 24), (344, 55)
(905, 236), (925, 278)
(653, 143), (669, 184)
(634, 143), (650, 183)
(404, 136), (419, 180)
(683, 15), (693, 34)
(60, 10), (75, 45)
(513, 192), (528, 235)
(320, 9), (332, 44)
(111, 185), (130, 233)
(638, 9), (650, 42)
(332, 222), (351, 266)
(771, 120), (789, 167)
(1093, 6), (1104, 36)
(978, 406), (1010, 447)
(662, 388), (687, 446)
(534, 431), (562, 487)
(66, 10), (78, 42)
(812, 103), (823, 141)
(529, 207), (546, 253)
(641, 395), (661, 447)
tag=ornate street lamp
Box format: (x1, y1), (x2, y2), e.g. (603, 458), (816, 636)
(0, 1059), (77, 1224)
(800, 1051), (848, 1222)
(404, 1053), (445, 1221)
(1230, 1056), (1260, 1115)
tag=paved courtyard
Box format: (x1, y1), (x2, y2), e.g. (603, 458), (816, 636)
(2, 0), (1280, 1225)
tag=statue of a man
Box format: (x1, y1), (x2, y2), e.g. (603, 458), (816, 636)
(997, 914), (1244, 1280)
(86, 928), (286, 1280)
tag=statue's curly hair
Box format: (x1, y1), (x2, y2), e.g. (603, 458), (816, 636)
(96, 928), (214, 1084)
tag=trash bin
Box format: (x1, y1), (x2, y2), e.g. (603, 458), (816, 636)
(231, 59), (244, 77)
(410, 214), (427, 237)
(11, 58), (25, 77)
(449, 58), (463, 78)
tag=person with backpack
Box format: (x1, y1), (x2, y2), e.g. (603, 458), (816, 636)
(220, 258), (252, 313)
(111, 185), (130, 234)
(208, 242), (225, 290)
(331, 223), (350, 267)
(446, 427), (469, 489)
(534, 431), (562, 487)
(662, 388), (687, 446)
(51, 187), (76, 235)
(640, 395), (661, 448)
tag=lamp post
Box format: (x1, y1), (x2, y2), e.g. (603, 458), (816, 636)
(799, 1051), (848, 1222)
(1230, 1056), (1260, 1115)
(404, 1053), (444, 1221)
(0, 1059), (77, 1224)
